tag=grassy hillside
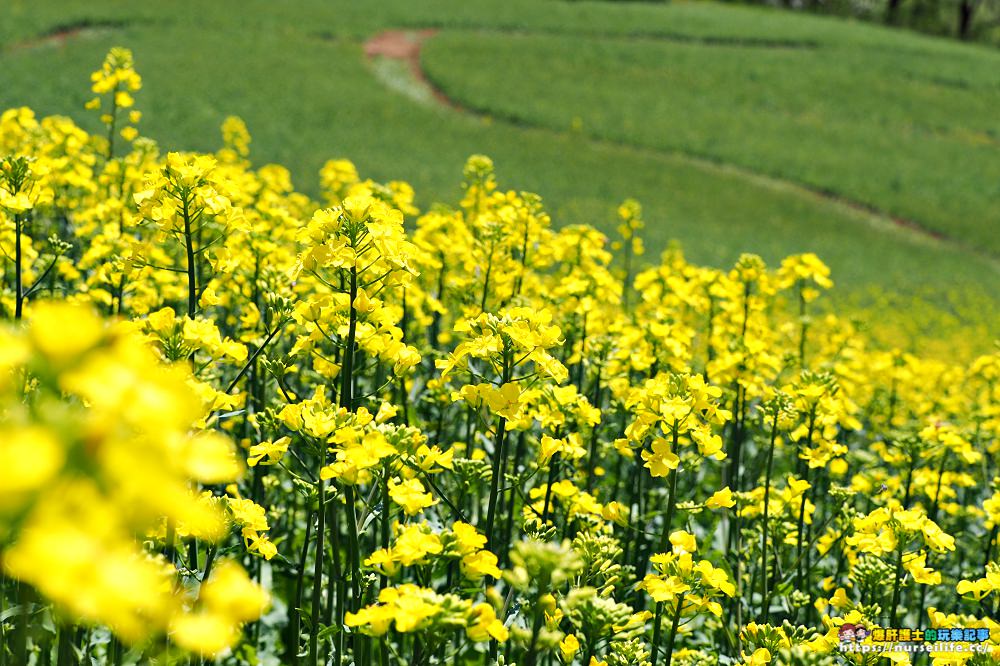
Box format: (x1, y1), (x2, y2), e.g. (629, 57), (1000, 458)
(0, 0), (997, 316)
(422, 29), (1000, 255)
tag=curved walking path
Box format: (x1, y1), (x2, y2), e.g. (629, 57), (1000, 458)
(364, 28), (999, 271)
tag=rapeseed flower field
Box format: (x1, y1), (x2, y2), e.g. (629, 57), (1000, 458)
(0, 48), (998, 666)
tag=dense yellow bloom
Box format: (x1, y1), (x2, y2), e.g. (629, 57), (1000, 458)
(560, 633), (581, 661)
(846, 506), (955, 557)
(744, 647), (772, 666)
(345, 584), (507, 642)
(247, 436), (290, 467)
(170, 561), (268, 656)
(903, 551), (941, 585)
(706, 486), (736, 509)
(388, 477), (437, 515)
(226, 494), (277, 560)
(0, 425), (63, 510)
(957, 563), (1000, 601)
(0, 302), (260, 651)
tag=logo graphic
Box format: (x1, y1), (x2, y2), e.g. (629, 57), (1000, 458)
(839, 624), (870, 641)
(837, 623), (993, 654)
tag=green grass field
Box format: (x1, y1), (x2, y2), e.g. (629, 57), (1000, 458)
(422, 29), (1000, 255)
(1, 0), (998, 322)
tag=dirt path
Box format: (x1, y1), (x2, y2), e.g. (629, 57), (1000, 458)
(364, 29), (462, 110)
(362, 28), (1000, 267)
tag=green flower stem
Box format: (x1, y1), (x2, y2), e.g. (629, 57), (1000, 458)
(984, 525), (998, 570)
(501, 430), (527, 565)
(56, 623), (75, 666)
(14, 584), (28, 666)
(337, 259), (367, 664)
(622, 234), (634, 313)
(704, 292), (716, 380)
(794, 409), (816, 591)
(104, 83), (119, 162)
(890, 456), (916, 627)
(484, 346), (513, 551)
(13, 213), (23, 320)
(0, 576), (6, 666)
(651, 430), (681, 666)
(653, 593), (686, 666)
(325, 501), (344, 666)
(224, 321), (285, 395)
(340, 264), (358, 410)
(664, 594), (686, 666)
(624, 447), (644, 575)
(335, 508), (348, 666)
(760, 409), (779, 620)
(584, 360), (603, 493)
(927, 452), (949, 523)
(380, 463), (391, 590)
(429, 256), (446, 349)
(164, 520), (177, 565)
(656, 428), (681, 555)
(650, 601), (665, 666)
(181, 194), (197, 318)
(201, 544), (217, 589)
(479, 239), (496, 313)
(522, 596), (547, 666)
(576, 312), (588, 392)
(797, 281), (809, 370)
(307, 478), (326, 666)
(889, 546), (906, 628)
(398, 289), (410, 424)
(288, 507), (313, 666)
(484, 416), (508, 547)
(541, 453), (559, 525)
(111, 636), (124, 666)
(344, 485), (365, 665)
(919, 458), (943, 611)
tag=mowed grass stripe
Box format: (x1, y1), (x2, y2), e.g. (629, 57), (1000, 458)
(420, 29), (1000, 256)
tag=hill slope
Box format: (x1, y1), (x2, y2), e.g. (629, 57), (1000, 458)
(0, 0), (997, 312)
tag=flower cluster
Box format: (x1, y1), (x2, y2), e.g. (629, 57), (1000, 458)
(0, 303), (264, 655)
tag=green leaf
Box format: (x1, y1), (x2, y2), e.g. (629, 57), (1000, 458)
(317, 624), (340, 641)
(296, 607), (313, 632)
